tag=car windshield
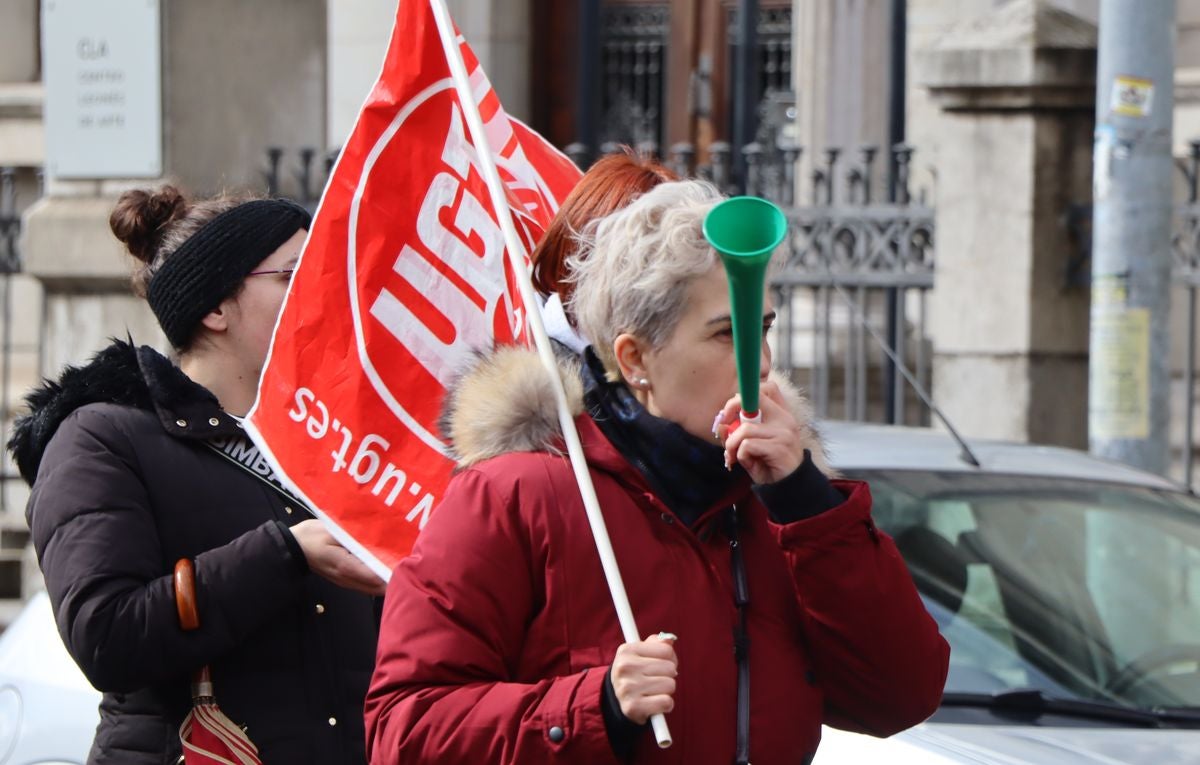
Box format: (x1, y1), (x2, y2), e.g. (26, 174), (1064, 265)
(857, 469), (1200, 712)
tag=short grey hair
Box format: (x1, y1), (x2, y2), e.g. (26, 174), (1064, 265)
(566, 180), (725, 378)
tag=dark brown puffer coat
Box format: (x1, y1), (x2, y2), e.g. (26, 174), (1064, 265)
(10, 339), (378, 765)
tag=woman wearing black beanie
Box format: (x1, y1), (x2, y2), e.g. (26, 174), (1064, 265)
(9, 185), (382, 764)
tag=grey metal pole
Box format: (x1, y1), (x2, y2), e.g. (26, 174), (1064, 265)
(1089, 0), (1177, 475)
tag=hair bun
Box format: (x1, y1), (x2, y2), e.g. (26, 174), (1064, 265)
(109, 185), (189, 264)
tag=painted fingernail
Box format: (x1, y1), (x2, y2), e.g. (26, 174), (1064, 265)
(711, 411), (726, 437)
(655, 631), (678, 642)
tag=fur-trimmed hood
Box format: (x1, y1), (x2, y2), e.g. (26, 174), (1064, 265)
(441, 345), (833, 475)
(8, 339), (235, 485)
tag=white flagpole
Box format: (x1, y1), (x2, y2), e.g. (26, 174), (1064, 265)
(427, 0), (673, 749)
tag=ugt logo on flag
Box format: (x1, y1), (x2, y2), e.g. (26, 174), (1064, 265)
(246, 0), (581, 577)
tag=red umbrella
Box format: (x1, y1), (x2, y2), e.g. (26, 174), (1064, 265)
(174, 558), (263, 765)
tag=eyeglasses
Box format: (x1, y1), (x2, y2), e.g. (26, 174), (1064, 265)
(246, 268), (295, 278)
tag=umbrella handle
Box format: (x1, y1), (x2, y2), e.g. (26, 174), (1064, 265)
(174, 558), (200, 631)
(174, 558), (214, 695)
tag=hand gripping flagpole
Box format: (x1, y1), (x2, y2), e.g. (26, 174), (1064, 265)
(427, 0), (673, 748)
(703, 197), (789, 424)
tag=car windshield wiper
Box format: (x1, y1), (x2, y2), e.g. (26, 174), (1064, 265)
(942, 689), (1200, 728)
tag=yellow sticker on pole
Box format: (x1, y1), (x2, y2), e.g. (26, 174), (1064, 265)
(1089, 305), (1151, 440)
(1111, 75), (1154, 118)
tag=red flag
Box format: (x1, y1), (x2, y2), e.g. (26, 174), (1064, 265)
(245, 0), (581, 574)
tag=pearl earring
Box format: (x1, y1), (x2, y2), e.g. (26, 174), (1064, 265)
(634, 377), (650, 388)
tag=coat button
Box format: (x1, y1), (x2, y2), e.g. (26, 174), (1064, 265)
(315, 603), (326, 614)
(548, 726), (565, 742)
(175, 419), (187, 427)
(208, 417), (220, 426)
(660, 512), (674, 525)
(284, 506), (294, 515)
(328, 716), (337, 726)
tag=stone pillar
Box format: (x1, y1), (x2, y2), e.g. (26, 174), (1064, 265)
(0, 0), (45, 600)
(0, 0), (43, 429)
(22, 0), (328, 379)
(163, 0), (327, 196)
(0, 0), (38, 83)
(916, 0), (1096, 447)
(792, 0), (892, 203)
(906, 0), (1006, 197)
(327, 0), (534, 150)
(328, 0), (395, 148)
(447, 0), (533, 123)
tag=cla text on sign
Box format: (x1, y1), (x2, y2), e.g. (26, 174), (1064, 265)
(42, 0), (162, 178)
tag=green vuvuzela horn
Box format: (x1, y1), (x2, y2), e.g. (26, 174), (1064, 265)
(702, 196), (787, 421)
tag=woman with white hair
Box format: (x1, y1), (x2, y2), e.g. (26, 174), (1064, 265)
(365, 180), (949, 765)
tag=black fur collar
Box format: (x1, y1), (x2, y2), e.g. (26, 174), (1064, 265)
(7, 339), (226, 485)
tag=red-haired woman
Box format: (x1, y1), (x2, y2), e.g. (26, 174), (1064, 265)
(532, 149), (678, 353)
(365, 179), (948, 764)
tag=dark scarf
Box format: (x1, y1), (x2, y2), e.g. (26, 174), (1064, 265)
(581, 348), (747, 527)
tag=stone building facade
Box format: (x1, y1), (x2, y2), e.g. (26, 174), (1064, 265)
(0, 0), (540, 609)
(5, 0), (1200, 608)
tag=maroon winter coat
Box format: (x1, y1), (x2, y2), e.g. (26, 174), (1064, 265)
(365, 349), (948, 764)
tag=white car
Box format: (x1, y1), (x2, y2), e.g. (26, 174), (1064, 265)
(816, 422), (1200, 764)
(0, 589), (98, 765)
(6, 422), (1200, 763)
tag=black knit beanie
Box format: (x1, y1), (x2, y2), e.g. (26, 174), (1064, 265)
(147, 199), (311, 348)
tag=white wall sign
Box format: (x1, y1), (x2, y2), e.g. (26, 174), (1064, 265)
(42, 0), (162, 179)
